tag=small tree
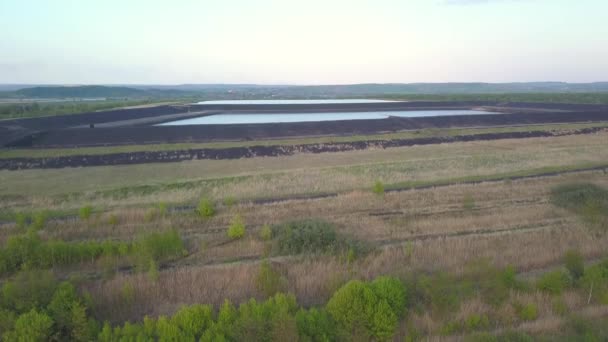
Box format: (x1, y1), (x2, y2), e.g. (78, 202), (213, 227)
(223, 197), (236, 207)
(259, 224), (272, 241)
(3, 309), (54, 342)
(227, 214), (246, 239)
(564, 250), (585, 281)
(157, 202), (168, 217)
(463, 194), (475, 211)
(79, 206), (93, 221)
(255, 261), (286, 297)
(373, 180), (385, 196)
(197, 198), (215, 218)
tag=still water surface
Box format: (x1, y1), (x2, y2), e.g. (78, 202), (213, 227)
(159, 110), (497, 126)
(195, 99), (396, 105)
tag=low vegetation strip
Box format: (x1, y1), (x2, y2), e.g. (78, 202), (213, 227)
(1, 127), (605, 170)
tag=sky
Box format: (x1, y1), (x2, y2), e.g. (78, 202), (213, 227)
(1, 0), (607, 85)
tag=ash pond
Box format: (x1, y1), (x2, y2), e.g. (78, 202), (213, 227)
(158, 110), (498, 126)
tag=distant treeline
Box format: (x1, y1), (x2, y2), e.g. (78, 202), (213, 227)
(2, 87), (608, 120)
(3, 82), (608, 99)
(0, 99), (170, 119)
(383, 92), (608, 104)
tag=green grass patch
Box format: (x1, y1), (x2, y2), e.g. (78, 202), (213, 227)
(270, 219), (370, 257)
(550, 183), (608, 227)
(385, 163), (608, 192)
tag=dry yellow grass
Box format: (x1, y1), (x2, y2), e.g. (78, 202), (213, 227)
(1, 132), (606, 210)
(2, 132), (607, 333)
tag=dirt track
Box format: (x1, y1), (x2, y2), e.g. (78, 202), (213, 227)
(1, 127), (605, 170)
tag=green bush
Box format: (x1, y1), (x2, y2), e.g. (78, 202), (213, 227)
(413, 272), (471, 314)
(536, 270), (571, 294)
(271, 219), (338, 255)
(47, 282), (97, 341)
(326, 278), (405, 340)
(552, 298), (568, 316)
(255, 261), (287, 298)
(31, 211), (48, 230)
(296, 308), (336, 342)
(373, 180), (385, 196)
(463, 193), (475, 210)
(464, 261), (524, 306)
(564, 250), (585, 281)
(227, 214), (246, 239)
(107, 214), (118, 226)
(157, 202), (168, 217)
(3, 309), (54, 342)
(223, 197), (236, 207)
(516, 303), (538, 321)
(259, 224), (272, 241)
(0, 229), (184, 276)
(464, 314), (490, 331)
(197, 198), (215, 218)
(579, 259), (608, 304)
(1, 270), (58, 313)
(15, 213), (29, 230)
(79, 205), (92, 220)
(171, 304), (213, 339)
(550, 183), (608, 227)
(370, 276), (407, 317)
(133, 229), (186, 269)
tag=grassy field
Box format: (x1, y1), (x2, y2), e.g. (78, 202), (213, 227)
(0, 127), (607, 340)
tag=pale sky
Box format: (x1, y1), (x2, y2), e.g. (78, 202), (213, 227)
(1, 0), (607, 84)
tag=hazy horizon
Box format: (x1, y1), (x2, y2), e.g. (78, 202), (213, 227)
(2, 0), (608, 84)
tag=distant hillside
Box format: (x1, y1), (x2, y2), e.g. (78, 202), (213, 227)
(4, 82), (608, 99)
(15, 85), (149, 98)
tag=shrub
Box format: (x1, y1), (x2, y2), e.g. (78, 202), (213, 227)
(564, 250), (585, 281)
(550, 183), (608, 227)
(463, 193), (475, 210)
(255, 260), (287, 297)
(326, 280), (377, 338)
(370, 276), (407, 317)
(157, 202), (168, 217)
(3, 309), (54, 342)
(227, 214), (246, 239)
(516, 303), (538, 321)
(464, 261), (524, 306)
(47, 282), (96, 341)
(31, 211), (48, 230)
(15, 213), (29, 230)
(147, 259), (159, 282)
(223, 197), (236, 207)
(552, 298), (568, 316)
(373, 180), (385, 196)
(536, 270), (571, 294)
(579, 259), (608, 304)
(133, 229), (185, 269)
(464, 314), (490, 331)
(120, 283), (135, 305)
(413, 272), (469, 314)
(326, 278), (404, 340)
(107, 214), (118, 226)
(271, 219), (338, 255)
(296, 308), (336, 342)
(1, 270), (58, 313)
(259, 224), (272, 241)
(171, 304), (213, 339)
(197, 198), (215, 218)
(79, 205), (92, 220)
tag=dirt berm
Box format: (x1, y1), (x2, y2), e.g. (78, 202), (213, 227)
(1, 127), (604, 170)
